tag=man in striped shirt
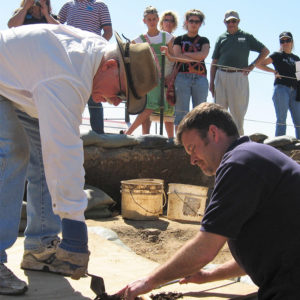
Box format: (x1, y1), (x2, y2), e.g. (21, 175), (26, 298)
(59, 0), (113, 134)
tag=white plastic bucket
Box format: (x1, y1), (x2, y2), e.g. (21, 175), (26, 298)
(121, 178), (165, 220)
(167, 183), (208, 222)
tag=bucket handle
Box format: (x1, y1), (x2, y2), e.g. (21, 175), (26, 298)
(129, 190), (167, 215)
(173, 190), (204, 217)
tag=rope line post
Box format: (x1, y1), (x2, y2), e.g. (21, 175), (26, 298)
(159, 52), (165, 135)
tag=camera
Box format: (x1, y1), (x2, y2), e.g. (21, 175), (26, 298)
(34, 0), (41, 6)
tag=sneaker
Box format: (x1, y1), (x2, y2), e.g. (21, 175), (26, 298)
(55, 247), (90, 280)
(21, 245), (89, 280)
(21, 239), (59, 271)
(0, 263), (28, 295)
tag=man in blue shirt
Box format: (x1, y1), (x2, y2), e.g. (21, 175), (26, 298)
(121, 102), (300, 300)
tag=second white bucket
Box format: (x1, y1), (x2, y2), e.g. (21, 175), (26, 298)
(167, 183), (208, 222)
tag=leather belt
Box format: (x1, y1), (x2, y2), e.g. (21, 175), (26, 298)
(219, 68), (243, 73)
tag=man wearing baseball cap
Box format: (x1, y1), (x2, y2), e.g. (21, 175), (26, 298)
(0, 23), (157, 295)
(210, 10), (269, 135)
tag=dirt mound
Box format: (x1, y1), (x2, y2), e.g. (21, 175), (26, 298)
(86, 215), (232, 264)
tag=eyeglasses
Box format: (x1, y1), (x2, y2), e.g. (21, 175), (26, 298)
(225, 19), (238, 24)
(163, 19), (175, 23)
(117, 61), (127, 101)
(188, 19), (201, 24)
(280, 38), (292, 44)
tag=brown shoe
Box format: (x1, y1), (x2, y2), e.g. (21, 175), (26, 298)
(21, 244), (89, 280)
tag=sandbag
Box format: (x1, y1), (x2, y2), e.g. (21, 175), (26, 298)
(85, 184), (116, 219)
(249, 133), (268, 143)
(264, 136), (299, 147)
(19, 185), (116, 232)
(137, 134), (173, 149)
(80, 130), (139, 148)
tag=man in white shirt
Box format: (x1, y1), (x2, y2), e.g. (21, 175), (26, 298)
(0, 23), (157, 295)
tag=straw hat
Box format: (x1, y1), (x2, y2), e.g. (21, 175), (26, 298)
(115, 31), (158, 114)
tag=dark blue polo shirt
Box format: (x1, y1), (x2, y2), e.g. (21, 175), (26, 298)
(201, 136), (300, 297)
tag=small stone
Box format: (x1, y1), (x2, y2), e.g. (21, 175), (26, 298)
(141, 229), (161, 236)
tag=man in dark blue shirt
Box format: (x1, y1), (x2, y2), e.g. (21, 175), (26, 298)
(121, 103), (300, 300)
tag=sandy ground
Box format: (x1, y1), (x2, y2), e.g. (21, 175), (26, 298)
(86, 215), (232, 265)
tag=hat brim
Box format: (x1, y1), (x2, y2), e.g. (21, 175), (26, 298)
(279, 35), (292, 39)
(115, 31), (147, 115)
(225, 16), (239, 21)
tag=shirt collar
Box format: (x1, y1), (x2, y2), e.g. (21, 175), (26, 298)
(226, 136), (250, 153)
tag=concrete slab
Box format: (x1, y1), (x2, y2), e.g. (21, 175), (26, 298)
(2, 233), (257, 299)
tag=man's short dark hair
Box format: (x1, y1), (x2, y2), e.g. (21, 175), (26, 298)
(176, 103), (239, 145)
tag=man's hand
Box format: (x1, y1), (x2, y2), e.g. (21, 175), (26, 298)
(118, 277), (154, 300)
(242, 64), (255, 76)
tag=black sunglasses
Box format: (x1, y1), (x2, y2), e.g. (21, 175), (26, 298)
(226, 19), (238, 24)
(163, 19), (175, 23)
(188, 19), (201, 24)
(280, 38), (292, 44)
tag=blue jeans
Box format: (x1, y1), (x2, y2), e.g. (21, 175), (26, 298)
(174, 73), (208, 126)
(0, 96), (60, 263)
(272, 84), (300, 139)
(16, 110), (61, 251)
(88, 96), (104, 134)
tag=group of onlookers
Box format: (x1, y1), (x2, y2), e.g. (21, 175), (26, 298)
(124, 6), (300, 140)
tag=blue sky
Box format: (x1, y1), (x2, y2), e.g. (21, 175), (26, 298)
(1, 0), (300, 137)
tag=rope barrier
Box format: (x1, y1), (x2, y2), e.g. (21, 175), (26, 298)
(83, 105), (300, 130)
(83, 62), (300, 133)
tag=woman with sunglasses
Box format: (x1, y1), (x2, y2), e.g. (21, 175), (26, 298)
(8, 0), (58, 27)
(168, 9), (210, 131)
(257, 32), (300, 139)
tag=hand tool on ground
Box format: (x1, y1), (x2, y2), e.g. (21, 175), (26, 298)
(156, 279), (181, 289)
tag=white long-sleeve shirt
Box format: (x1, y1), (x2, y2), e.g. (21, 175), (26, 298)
(0, 24), (107, 220)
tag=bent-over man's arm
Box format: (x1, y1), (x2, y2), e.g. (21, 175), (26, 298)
(180, 259), (246, 284)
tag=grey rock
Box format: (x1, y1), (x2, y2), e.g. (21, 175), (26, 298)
(141, 228), (161, 236)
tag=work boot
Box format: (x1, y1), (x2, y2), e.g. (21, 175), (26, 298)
(21, 243), (89, 280)
(0, 263), (28, 295)
(55, 247), (90, 280)
(21, 239), (59, 271)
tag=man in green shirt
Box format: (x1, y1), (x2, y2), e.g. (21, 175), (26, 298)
(210, 10), (269, 135)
